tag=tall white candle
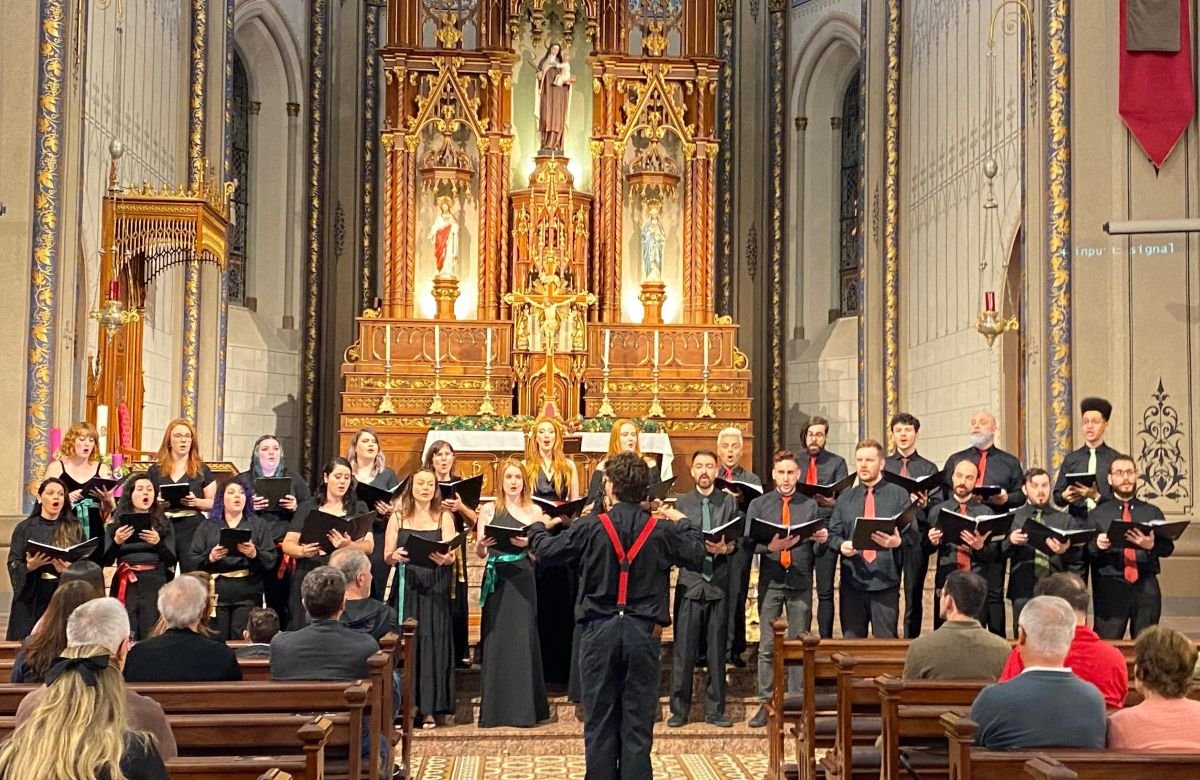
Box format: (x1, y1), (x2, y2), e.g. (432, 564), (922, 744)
(96, 404), (109, 455)
(703, 331), (710, 368)
(486, 327), (493, 367)
(384, 324), (392, 365)
(434, 325), (441, 363)
(653, 330), (660, 369)
(603, 329), (611, 370)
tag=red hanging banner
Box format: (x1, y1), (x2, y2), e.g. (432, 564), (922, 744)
(1119, 0), (1195, 169)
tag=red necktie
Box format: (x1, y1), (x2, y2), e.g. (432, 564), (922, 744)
(780, 494), (792, 568)
(862, 486), (877, 563)
(956, 502), (971, 570)
(724, 467), (734, 480)
(806, 456), (818, 484)
(1122, 502), (1139, 584)
(900, 457), (911, 478)
(975, 449), (988, 487)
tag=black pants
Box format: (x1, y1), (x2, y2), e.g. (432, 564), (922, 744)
(982, 561), (1007, 638)
(264, 566), (292, 629)
(1093, 574), (1161, 639)
(670, 596), (728, 719)
(112, 568), (167, 641)
(214, 575), (263, 640)
(725, 539), (753, 659)
(839, 585), (899, 639)
(579, 616), (660, 780)
(815, 547), (838, 638)
(901, 541), (930, 638)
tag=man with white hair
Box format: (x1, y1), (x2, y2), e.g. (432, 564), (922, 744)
(124, 576), (242, 682)
(967, 595), (1106, 748)
(329, 547), (398, 641)
(715, 426), (760, 667)
(15, 598), (178, 760)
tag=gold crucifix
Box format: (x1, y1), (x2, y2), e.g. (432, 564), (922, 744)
(504, 279), (596, 412)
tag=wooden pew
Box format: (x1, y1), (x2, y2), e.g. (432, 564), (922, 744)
(165, 757), (307, 780)
(817, 653), (908, 780)
(391, 619), (417, 780)
(944, 713), (1200, 780)
(874, 675), (985, 780)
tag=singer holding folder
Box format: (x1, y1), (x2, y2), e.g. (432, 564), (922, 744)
(384, 468), (458, 729)
(187, 477), (278, 640)
(146, 419), (217, 567)
(798, 417), (849, 639)
(347, 428), (402, 601)
(6, 478), (80, 640)
(103, 474), (176, 639)
(425, 440), (478, 669)
(827, 440), (912, 639)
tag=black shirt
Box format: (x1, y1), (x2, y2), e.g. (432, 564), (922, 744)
(102, 510), (176, 568)
(799, 449), (849, 519)
(673, 488), (739, 600)
(941, 445), (1026, 511)
(339, 596), (401, 641)
(124, 628), (242, 682)
(186, 515), (279, 578)
(527, 502), (704, 625)
(1052, 443), (1118, 522)
(237, 470), (312, 543)
(827, 481), (915, 591)
(747, 490), (820, 590)
(923, 498), (1003, 588)
(1001, 505), (1084, 599)
(146, 463), (215, 516)
(1086, 497), (1173, 580)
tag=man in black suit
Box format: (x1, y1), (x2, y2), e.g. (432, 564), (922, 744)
(1053, 397), (1118, 526)
(1002, 468), (1083, 632)
(941, 411), (1025, 637)
(828, 439), (913, 638)
(884, 412), (941, 638)
(715, 426), (760, 667)
(799, 417), (849, 638)
(124, 576), (243, 682)
(924, 459), (1003, 629)
(271, 566), (379, 681)
(329, 547), (399, 641)
(669, 450), (738, 728)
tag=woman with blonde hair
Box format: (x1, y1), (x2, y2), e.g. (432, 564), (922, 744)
(147, 418), (217, 565)
(43, 421), (115, 552)
(475, 458), (549, 727)
(6, 478), (82, 640)
(0, 640), (168, 779)
(347, 427), (401, 599)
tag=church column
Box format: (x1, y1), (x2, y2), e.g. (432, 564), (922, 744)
(882, 0), (902, 428)
(215, 0), (234, 458)
(480, 134), (502, 319)
(1044, 0), (1072, 471)
(497, 136), (514, 319)
(302, 0), (330, 472)
(284, 101), (301, 329)
(182, 0), (209, 423)
(382, 133), (398, 317)
(766, 0), (788, 452)
(359, 2), (381, 314)
(715, 0), (735, 317)
(23, 0), (69, 501)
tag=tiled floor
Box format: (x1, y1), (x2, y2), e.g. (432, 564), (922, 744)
(409, 753), (767, 779)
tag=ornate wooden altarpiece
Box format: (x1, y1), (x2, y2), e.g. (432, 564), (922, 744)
(340, 0), (752, 489)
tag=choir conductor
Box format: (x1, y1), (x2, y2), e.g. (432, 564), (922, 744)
(528, 451), (705, 779)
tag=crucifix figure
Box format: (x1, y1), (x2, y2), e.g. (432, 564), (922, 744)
(504, 279), (596, 411)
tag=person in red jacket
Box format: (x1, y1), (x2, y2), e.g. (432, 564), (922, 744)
(996, 572), (1127, 709)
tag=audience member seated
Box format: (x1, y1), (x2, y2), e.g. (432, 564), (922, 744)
(235, 607), (280, 659)
(329, 548), (399, 641)
(124, 576), (242, 682)
(1108, 625), (1200, 750)
(998, 572), (1128, 709)
(12, 581), (99, 683)
(14, 597), (178, 764)
(59, 560), (106, 598)
(271, 566), (379, 681)
(969, 595), (1107, 749)
(903, 570), (1010, 680)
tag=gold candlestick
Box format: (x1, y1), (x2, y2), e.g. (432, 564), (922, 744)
(428, 345), (446, 415)
(597, 364), (615, 417)
(377, 325), (396, 413)
(697, 334), (715, 418)
(477, 362), (496, 415)
(647, 364), (665, 418)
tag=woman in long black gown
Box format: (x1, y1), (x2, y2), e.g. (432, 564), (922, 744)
(384, 468), (457, 729)
(348, 428), (401, 600)
(146, 418), (216, 566)
(475, 458), (549, 727)
(424, 440), (477, 667)
(43, 421), (115, 563)
(103, 474), (176, 639)
(6, 478), (81, 640)
(522, 415), (580, 690)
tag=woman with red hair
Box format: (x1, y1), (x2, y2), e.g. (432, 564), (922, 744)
(146, 419), (216, 565)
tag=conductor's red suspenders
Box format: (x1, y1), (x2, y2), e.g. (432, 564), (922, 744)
(597, 513), (658, 617)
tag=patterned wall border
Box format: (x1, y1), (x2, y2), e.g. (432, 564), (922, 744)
(882, 0), (901, 428)
(1044, 0), (1072, 471)
(716, 0), (735, 317)
(181, 0), (209, 423)
(215, 0), (234, 456)
(856, 0), (867, 441)
(23, 0), (67, 503)
(360, 4), (380, 314)
(302, 0), (330, 475)
(768, 0), (787, 453)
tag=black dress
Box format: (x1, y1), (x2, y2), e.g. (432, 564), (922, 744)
(439, 475), (473, 667)
(533, 470), (577, 689)
(391, 528), (455, 719)
(187, 515), (278, 639)
(237, 469), (311, 628)
(102, 511), (177, 640)
(146, 463), (215, 568)
(478, 511), (548, 727)
(362, 468), (400, 601)
(285, 499), (370, 629)
(56, 461), (106, 565)
(5, 514), (73, 640)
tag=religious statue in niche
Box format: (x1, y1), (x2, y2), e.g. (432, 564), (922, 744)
(429, 197), (459, 278)
(535, 43), (575, 154)
(640, 200), (666, 282)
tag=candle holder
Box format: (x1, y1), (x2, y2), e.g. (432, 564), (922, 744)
(597, 364), (615, 417)
(376, 365), (396, 414)
(647, 364), (665, 418)
(697, 365), (716, 419)
(428, 358), (446, 415)
(477, 362), (496, 416)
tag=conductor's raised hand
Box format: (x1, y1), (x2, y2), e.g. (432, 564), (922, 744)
(767, 533), (800, 553)
(656, 505), (686, 522)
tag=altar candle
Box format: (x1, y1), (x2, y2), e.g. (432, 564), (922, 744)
(49, 427), (62, 456)
(108, 279), (120, 301)
(384, 324), (392, 365)
(703, 332), (710, 368)
(112, 453), (124, 470)
(603, 329), (611, 370)
(486, 327), (493, 367)
(97, 404), (109, 455)
(653, 330), (660, 368)
(434, 325), (441, 363)
(984, 290), (996, 311)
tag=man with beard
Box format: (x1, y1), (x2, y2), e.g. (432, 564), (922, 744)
(942, 411), (1025, 637)
(924, 459), (1002, 629)
(799, 417), (849, 638)
(884, 413), (941, 638)
(714, 427), (760, 667)
(1002, 468), (1082, 631)
(1087, 455), (1174, 639)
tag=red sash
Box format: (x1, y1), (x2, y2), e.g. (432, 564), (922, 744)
(114, 563), (157, 604)
(276, 540), (296, 580)
(596, 512), (658, 611)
